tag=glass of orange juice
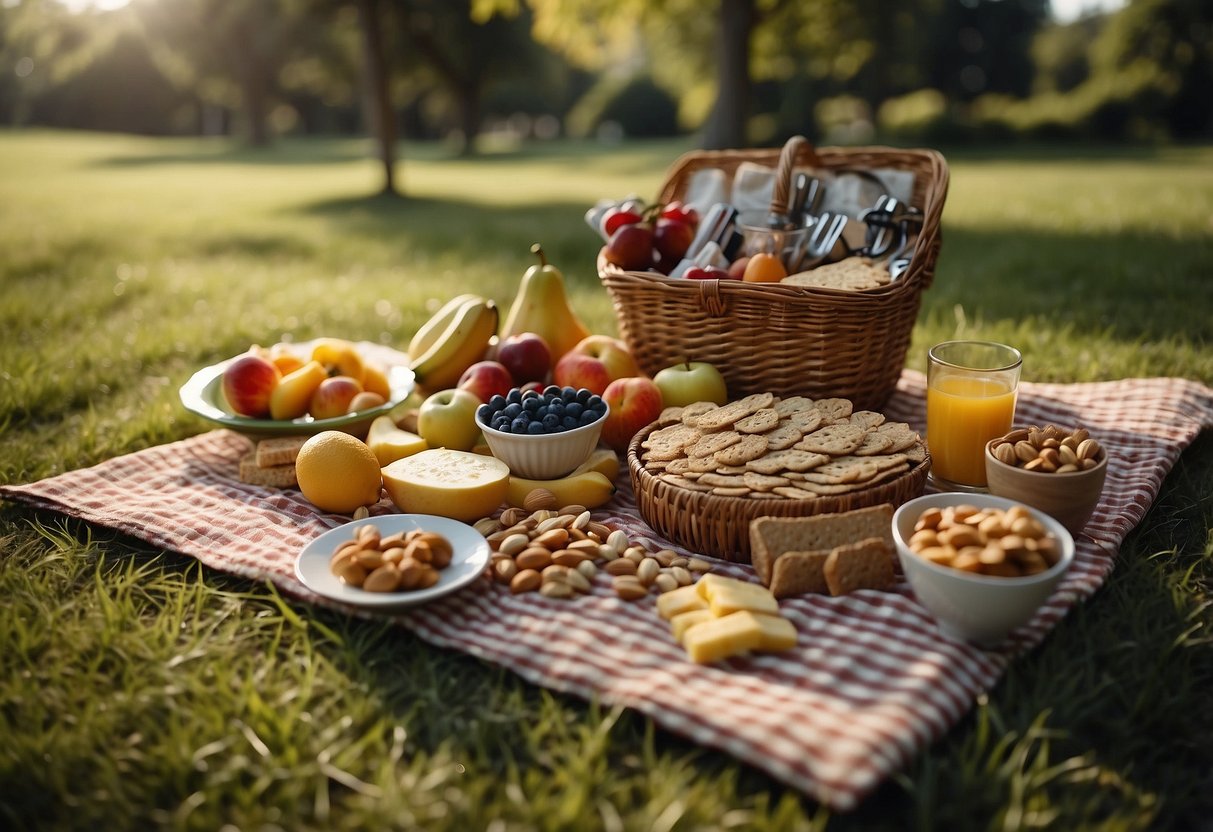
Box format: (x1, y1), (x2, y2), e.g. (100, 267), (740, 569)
(927, 341), (1022, 490)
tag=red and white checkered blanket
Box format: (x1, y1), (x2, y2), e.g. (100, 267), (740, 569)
(4, 371), (1211, 810)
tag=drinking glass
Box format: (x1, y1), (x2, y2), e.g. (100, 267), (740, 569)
(926, 341), (1022, 490)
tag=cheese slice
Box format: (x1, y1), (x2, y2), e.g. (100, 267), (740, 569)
(750, 613), (797, 652)
(682, 612), (767, 664)
(670, 609), (715, 643)
(656, 584), (709, 620)
(381, 449), (509, 523)
(700, 577), (781, 617)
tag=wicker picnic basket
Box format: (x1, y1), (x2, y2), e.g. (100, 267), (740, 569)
(599, 136), (949, 411)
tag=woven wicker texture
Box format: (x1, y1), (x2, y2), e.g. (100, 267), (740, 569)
(600, 137), (949, 411)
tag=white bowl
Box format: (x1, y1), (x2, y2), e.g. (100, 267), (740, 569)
(476, 403), (608, 480)
(892, 493), (1075, 646)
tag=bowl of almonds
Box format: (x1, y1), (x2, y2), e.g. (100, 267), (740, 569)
(892, 493), (1075, 646)
(985, 425), (1107, 535)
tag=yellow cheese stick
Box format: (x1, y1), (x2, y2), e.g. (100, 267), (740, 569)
(670, 609), (715, 643)
(695, 573), (777, 603)
(656, 584), (709, 620)
(706, 584), (780, 617)
(682, 611), (766, 664)
(750, 612), (797, 652)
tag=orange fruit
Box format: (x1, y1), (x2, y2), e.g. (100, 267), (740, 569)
(742, 252), (788, 283)
(295, 430), (382, 513)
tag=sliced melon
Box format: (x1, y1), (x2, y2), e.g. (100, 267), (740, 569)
(367, 415), (427, 467)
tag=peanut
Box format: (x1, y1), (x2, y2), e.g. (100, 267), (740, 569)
(990, 425), (1104, 475)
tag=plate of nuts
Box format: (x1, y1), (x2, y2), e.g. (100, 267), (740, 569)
(295, 514), (491, 608)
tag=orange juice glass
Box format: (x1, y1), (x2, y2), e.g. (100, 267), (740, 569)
(927, 341), (1022, 489)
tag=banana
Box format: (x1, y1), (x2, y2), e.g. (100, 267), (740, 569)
(570, 448), (620, 481)
(506, 470), (616, 510)
(407, 294), (483, 360)
(409, 298), (498, 392)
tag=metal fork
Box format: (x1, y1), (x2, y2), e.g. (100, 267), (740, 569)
(800, 212), (848, 268)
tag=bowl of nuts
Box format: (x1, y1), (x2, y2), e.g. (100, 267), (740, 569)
(892, 493), (1075, 646)
(985, 425), (1107, 535)
(476, 386), (610, 479)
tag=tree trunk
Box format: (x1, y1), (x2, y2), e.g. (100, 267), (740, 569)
(243, 69), (271, 147)
(356, 0), (398, 196)
(703, 0), (755, 150)
(456, 85), (480, 157)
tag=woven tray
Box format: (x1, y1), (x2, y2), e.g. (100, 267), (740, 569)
(626, 422), (931, 564)
(600, 137), (949, 411)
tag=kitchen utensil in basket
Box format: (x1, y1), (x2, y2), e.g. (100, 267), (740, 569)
(598, 135), (949, 410)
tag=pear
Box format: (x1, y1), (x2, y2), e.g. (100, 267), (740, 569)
(269, 360), (328, 421)
(499, 244), (592, 369)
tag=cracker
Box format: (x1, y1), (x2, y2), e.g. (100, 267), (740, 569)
(255, 435), (308, 468)
(711, 486), (751, 497)
(781, 258), (890, 292)
(698, 472), (748, 488)
(659, 474), (713, 492)
(688, 454), (728, 473)
(742, 472), (791, 491)
(833, 452), (909, 473)
(715, 464), (749, 475)
(658, 406), (685, 426)
(688, 430), (742, 458)
(692, 393), (774, 431)
(772, 486), (818, 500)
(786, 409), (824, 432)
(746, 448), (829, 474)
(774, 396), (815, 416)
(903, 443), (927, 464)
(239, 452), (298, 488)
(796, 424), (866, 455)
(735, 408), (780, 434)
(852, 431), (895, 456)
(749, 491), (785, 499)
(680, 402), (719, 425)
(769, 550), (831, 598)
(664, 457), (692, 475)
(812, 398), (854, 422)
(848, 411), (886, 430)
(876, 422), (921, 452)
(644, 423), (703, 460)
(823, 537), (895, 595)
(802, 457), (881, 484)
(763, 422), (804, 450)
(714, 434), (770, 466)
(792, 479), (868, 496)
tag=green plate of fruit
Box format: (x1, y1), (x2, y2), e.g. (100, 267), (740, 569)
(179, 339), (415, 437)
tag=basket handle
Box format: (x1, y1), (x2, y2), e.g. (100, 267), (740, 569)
(767, 135), (821, 217)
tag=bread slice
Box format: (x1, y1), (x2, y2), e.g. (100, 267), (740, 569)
(238, 452), (298, 488)
(750, 504), (895, 588)
(823, 537), (895, 595)
(254, 435), (309, 468)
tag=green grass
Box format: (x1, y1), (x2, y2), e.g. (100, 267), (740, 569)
(1, 130), (1211, 830)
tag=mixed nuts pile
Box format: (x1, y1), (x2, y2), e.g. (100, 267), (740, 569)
(990, 425), (1103, 474)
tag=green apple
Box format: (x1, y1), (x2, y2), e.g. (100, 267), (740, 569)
(652, 360), (728, 407)
(417, 388), (482, 451)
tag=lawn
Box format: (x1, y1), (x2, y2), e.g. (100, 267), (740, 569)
(1, 130), (1211, 830)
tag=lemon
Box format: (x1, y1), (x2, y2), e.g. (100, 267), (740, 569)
(295, 430), (382, 513)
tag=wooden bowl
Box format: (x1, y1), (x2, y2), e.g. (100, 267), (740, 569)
(984, 440), (1107, 535)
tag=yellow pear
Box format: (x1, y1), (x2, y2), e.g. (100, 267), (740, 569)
(366, 415), (428, 467)
(269, 360), (328, 421)
(499, 244), (591, 369)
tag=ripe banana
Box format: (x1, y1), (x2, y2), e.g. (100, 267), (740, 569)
(570, 448), (620, 481)
(506, 470), (616, 510)
(407, 294), (483, 361)
(409, 298), (498, 392)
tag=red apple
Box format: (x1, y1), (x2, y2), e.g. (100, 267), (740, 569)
(496, 332), (551, 385)
(221, 353), (281, 418)
(685, 266), (732, 281)
(601, 206), (643, 237)
(553, 335), (640, 396)
(654, 217), (695, 264)
(309, 375), (364, 420)
(727, 256), (751, 280)
(601, 376), (664, 453)
(457, 360), (514, 403)
(603, 223), (656, 271)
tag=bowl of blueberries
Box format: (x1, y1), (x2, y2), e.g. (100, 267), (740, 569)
(475, 385), (610, 479)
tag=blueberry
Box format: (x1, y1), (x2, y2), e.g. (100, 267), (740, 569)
(557, 386), (574, 401)
(565, 402), (583, 419)
(576, 388), (592, 404)
(477, 404), (493, 423)
(579, 409), (598, 426)
(510, 417), (529, 433)
(587, 395), (605, 412)
(548, 401), (565, 418)
(542, 413), (560, 430)
(543, 385), (561, 398)
(503, 403), (522, 419)
(526, 420), (546, 435)
(506, 389), (522, 404)
(523, 396), (541, 413)
(562, 415), (579, 430)
(492, 414), (511, 431)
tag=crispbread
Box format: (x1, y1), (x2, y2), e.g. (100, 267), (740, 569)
(750, 506), (894, 572)
(773, 396), (815, 416)
(688, 430), (742, 458)
(796, 424), (866, 455)
(692, 393), (774, 431)
(742, 471), (791, 491)
(811, 398), (854, 422)
(801, 457), (881, 484)
(659, 473), (713, 492)
(657, 406), (685, 425)
(769, 550), (831, 598)
(680, 402), (718, 425)
(255, 435), (308, 468)
(238, 452), (298, 488)
(734, 408), (780, 434)
(848, 411), (886, 430)
(762, 422), (804, 450)
(852, 431), (895, 456)
(786, 409), (824, 432)
(823, 537), (895, 595)
(781, 257), (890, 291)
(713, 434), (769, 466)
(746, 448), (828, 474)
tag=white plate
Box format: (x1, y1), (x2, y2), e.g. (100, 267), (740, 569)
(295, 515), (490, 608)
(179, 339), (415, 437)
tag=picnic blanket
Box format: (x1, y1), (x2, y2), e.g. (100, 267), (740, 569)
(3, 371), (1211, 811)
